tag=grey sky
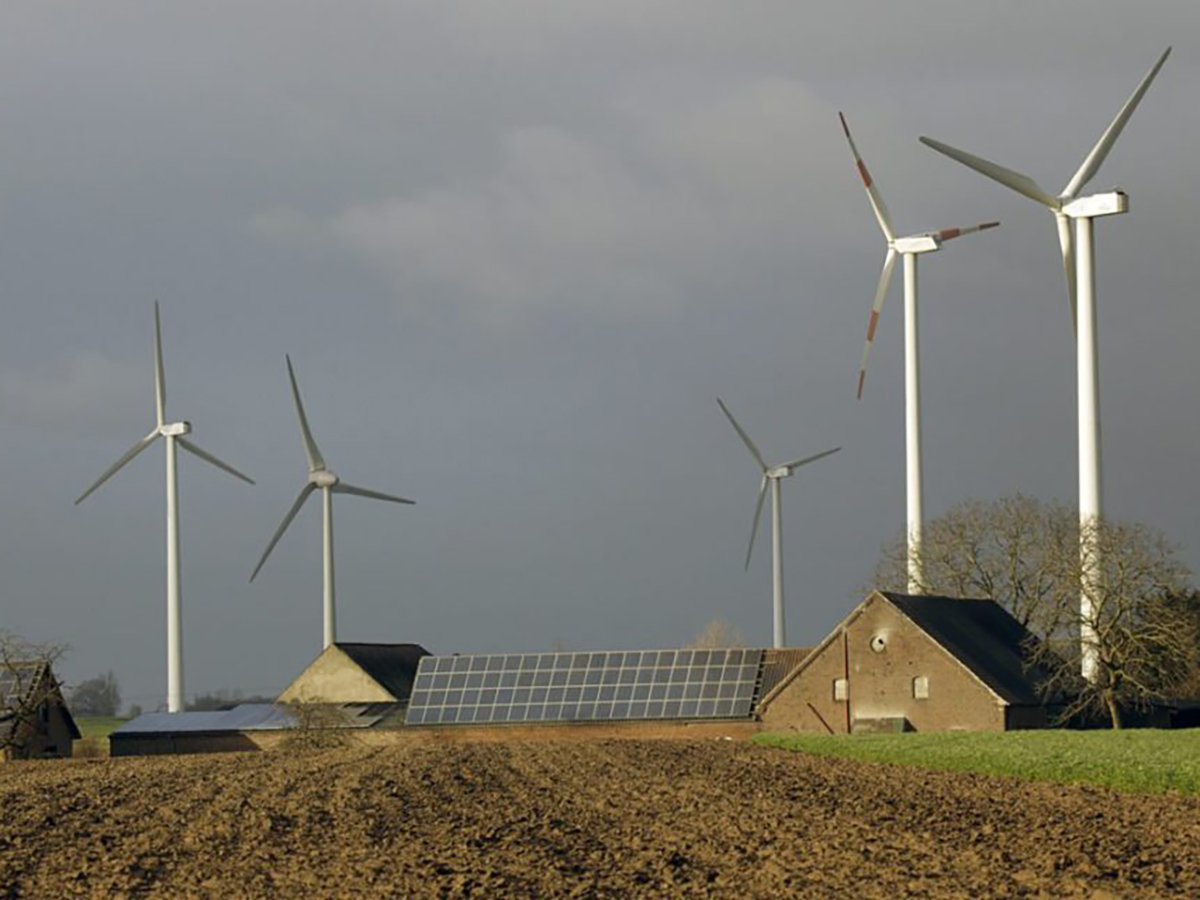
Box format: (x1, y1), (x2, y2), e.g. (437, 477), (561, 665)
(1, 2), (1197, 710)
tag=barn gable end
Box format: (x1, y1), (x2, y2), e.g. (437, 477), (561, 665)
(278, 643), (429, 704)
(758, 592), (1050, 733)
(1, 659), (80, 760)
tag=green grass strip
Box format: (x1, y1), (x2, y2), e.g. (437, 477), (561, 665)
(74, 716), (129, 740)
(754, 729), (1200, 796)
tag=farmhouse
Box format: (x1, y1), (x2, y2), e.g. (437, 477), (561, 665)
(1, 659), (81, 760)
(110, 593), (1064, 755)
(758, 591), (1059, 733)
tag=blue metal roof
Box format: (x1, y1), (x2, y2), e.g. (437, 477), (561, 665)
(111, 704), (297, 735)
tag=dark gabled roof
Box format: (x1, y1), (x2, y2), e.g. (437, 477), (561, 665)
(336, 643), (430, 702)
(881, 593), (1056, 705)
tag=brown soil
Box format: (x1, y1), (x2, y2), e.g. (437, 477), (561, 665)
(1, 740), (1198, 898)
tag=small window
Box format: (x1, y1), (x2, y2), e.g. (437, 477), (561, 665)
(913, 676), (930, 700)
(833, 678), (849, 701)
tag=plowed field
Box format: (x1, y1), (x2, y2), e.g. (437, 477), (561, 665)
(2, 740), (1198, 897)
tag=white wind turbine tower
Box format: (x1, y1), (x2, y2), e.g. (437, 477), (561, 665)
(840, 113), (998, 595)
(75, 302), (255, 713)
(251, 356), (414, 649)
(919, 47), (1171, 682)
(717, 398), (839, 648)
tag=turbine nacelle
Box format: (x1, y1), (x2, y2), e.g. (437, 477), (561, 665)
(766, 466), (794, 480)
(311, 470), (339, 488)
(891, 235), (940, 254)
(159, 421), (192, 437)
(1060, 191), (1128, 219)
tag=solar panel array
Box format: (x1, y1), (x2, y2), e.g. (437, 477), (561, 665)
(0, 663), (45, 708)
(404, 648), (764, 726)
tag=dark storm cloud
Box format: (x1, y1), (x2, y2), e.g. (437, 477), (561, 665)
(0, 2), (1196, 708)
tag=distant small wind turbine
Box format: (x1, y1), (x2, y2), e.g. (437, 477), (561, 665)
(75, 302), (254, 713)
(717, 398), (839, 649)
(919, 47), (1170, 682)
(251, 355), (414, 649)
(840, 112), (998, 596)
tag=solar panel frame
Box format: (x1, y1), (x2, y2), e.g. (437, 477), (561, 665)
(405, 648), (763, 726)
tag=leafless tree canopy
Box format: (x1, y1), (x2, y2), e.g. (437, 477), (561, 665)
(872, 494), (1078, 633)
(686, 619), (746, 649)
(872, 496), (1198, 728)
(70, 670), (121, 717)
(0, 630), (69, 756)
(280, 692), (354, 751)
(1028, 519), (1196, 728)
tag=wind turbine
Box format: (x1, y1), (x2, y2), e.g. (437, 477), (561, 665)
(919, 47), (1170, 682)
(717, 398), (839, 648)
(840, 112), (998, 595)
(75, 302), (255, 713)
(251, 355), (414, 649)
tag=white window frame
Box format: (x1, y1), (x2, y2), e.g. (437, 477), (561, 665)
(912, 675), (930, 700)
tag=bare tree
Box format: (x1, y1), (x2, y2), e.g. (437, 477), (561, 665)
(1162, 591), (1200, 697)
(1028, 519), (1195, 729)
(872, 494), (1077, 634)
(686, 619), (746, 649)
(280, 691), (353, 751)
(0, 630), (70, 758)
(70, 670), (121, 717)
(873, 496), (1196, 728)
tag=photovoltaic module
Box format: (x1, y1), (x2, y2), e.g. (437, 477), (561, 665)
(404, 648), (764, 725)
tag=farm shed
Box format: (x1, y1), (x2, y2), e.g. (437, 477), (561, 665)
(758, 591), (1057, 733)
(0, 659), (81, 760)
(108, 702), (403, 756)
(277, 642), (430, 704)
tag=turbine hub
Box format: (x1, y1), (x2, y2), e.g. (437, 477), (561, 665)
(160, 421), (191, 436)
(767, 466), (792, 479)
(311, 470), (339, 488)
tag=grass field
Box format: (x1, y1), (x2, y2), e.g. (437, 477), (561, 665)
(74, 716), (128, 740)
(755, 729), (1200, 796)
(72, 716), (128, 757)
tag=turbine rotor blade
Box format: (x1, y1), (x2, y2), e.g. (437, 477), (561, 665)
(857, 247), (898, 399)
(286, 355), (325, 473)
(75, 430), (160, 505)
(332, 482), (415, 505)
(1061, 47), (1171, 200)
(250, 483), (317, 582)
(744, 476), (769, 571)
(177, 438), (255, 485)
(930, 221), (999, 243)
(1055, 212), (1078, 330)
(839, 113), (896, 242)
(919, 136), (1061, 210)
(153, 301), (166, 428)
(716, 398), (767, 472)
(781, 446), (841, 472)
